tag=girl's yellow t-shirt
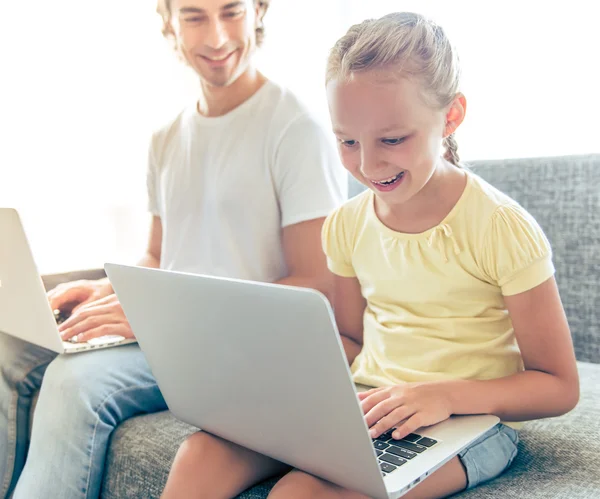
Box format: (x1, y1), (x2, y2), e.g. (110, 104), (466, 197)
(322, 170), (555, 389)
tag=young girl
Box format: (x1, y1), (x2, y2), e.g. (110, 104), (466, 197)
(161, 12), (580, 499)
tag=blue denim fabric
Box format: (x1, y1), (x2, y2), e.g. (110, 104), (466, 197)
(459, 423), (519, 489)
(0, 332), (167, 499)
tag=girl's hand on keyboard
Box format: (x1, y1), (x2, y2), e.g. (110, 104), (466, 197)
(57, 294), (135, 343)
(359, 383), (452, 441)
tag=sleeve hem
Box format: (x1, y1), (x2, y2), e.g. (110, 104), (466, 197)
(501, 256), (555, 296)
(327, 258), (356, 278)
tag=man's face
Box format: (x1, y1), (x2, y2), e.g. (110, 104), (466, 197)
(170, 0), (260, 88)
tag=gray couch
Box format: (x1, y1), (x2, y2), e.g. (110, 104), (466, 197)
(42, 154), (599, 498)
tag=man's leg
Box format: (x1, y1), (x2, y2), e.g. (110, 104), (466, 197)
(12, 343), (167, 499)
(0, 331), (57, 499)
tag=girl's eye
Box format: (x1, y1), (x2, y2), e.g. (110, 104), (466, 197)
(382, 137), (406, 146)
(340, 139), (358, 148)
(184, 16), (205, 23)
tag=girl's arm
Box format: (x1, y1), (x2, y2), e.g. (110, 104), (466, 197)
(445, 276), (580, 420)
(332, 274), (366, 364)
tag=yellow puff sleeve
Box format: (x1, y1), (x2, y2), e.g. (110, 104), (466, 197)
(481, 204), (555, 296)
(321, 206), (356, 277)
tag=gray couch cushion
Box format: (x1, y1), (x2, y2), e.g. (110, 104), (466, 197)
(102, 362), (600, 499)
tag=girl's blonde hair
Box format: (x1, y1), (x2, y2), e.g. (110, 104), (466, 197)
(326, 12), (462, 166)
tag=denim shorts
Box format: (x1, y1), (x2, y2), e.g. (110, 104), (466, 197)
(458, 423), (519, 489)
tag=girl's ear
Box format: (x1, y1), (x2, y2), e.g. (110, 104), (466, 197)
(444, 93), (467, 138)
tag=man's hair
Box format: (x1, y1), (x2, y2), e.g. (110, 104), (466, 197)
(156, 0), (270, 47)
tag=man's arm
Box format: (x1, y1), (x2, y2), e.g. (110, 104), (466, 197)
(276, 216), (365, 363)
(275, 217), (333, 299)
(57, 216), (164, 341)
(91, 215), (162, 293)
(137, 215), (162, 269)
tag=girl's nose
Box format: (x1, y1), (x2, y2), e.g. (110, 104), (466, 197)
(359, 147), (381, 180)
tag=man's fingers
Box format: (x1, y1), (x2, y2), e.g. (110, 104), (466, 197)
(72, 297), (107, 314)
(72, 294), (118, 314)
(72, 324), (130, 344)
(71, 298), (98, 314)
(60, 313), (113, 339)
(58, 305), (113, 332)
(48, 287), (89, 310)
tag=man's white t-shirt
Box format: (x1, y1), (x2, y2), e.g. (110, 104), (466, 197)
(147, 80), (347, 283)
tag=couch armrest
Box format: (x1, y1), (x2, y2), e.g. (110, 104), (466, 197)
(42, 269), (107, 292)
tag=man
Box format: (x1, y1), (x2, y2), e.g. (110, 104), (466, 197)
(0, 0), (346, 497)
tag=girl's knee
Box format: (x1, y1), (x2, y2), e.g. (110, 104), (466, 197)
(269, 470), (371, 499)
(165, 432), (268, 499)
(172, 432), (240, 476)
(268, 471), (334, 499)
(176, 432), (220, 464)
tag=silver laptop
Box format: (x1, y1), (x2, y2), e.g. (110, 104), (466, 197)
(0, 208), (136, 354)
(105, 263), (499, 499)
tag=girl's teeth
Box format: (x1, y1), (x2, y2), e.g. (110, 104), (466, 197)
(375, 172), (404, 185)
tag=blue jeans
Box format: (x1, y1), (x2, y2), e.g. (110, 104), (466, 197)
(0, 332), (167, 499)
(459, 423), (519, 488)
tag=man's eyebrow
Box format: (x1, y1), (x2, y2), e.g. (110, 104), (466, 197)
(221, 1), (245, 9)
(179, 7), (204, 14)
(178, 2), (245, 14)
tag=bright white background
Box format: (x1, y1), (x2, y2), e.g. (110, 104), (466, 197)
(1, 0), (598, 273)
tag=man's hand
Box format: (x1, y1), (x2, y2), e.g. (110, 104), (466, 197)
(58, 294), (135, 343)
(48, 278), (113, 314)
(359, 383), (452, 440)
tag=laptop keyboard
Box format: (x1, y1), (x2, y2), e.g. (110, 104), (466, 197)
(53, 309), (70, 325)
(54, 309), (127, 351)
(372, 430), (438, 476)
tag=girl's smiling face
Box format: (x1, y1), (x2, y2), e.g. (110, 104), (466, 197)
(327, 71), (465, 210)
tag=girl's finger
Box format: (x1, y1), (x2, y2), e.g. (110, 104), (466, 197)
(360, 389), (392, 415)
(364, 396), (402, 428)
(369, 405), (415, 439)
(357, 387), (383, 400)
(392, 413), (424, 440)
